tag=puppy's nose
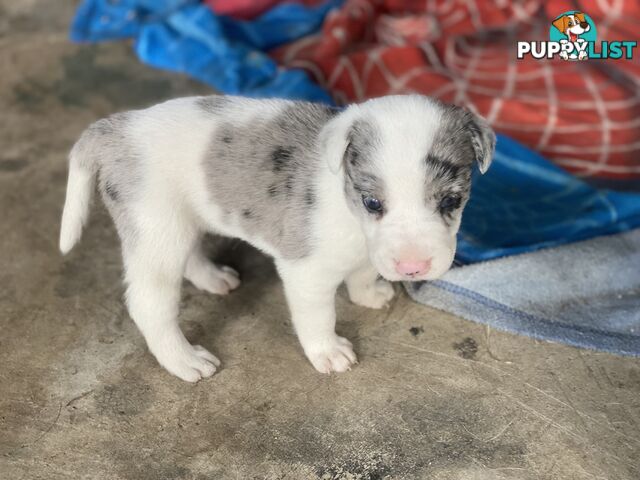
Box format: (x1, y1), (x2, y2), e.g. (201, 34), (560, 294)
(395, 259), (431, 277)
(580, 21), (589, 28)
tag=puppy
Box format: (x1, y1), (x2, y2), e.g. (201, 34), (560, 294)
(552, 12), (591, 60)
(60, 95), (495, 382)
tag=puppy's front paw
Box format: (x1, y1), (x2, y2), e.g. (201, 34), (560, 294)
(151, 337), (221, 382)
(304, 336), (357, 374)
(348, 279), (395, 309)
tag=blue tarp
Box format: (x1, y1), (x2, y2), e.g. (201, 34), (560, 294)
(71, 0), (640, 264)
(458, 135), (640, 263)
(71, 0), (340, 102)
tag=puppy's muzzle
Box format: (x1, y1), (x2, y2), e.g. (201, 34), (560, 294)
(394, 258), (432, 278)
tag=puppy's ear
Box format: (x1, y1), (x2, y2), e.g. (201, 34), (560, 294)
(460, 109), (496, 174)
(319, 111), (352, 174)
(552, 15), (568, 33)
(575, 12), (586, 22)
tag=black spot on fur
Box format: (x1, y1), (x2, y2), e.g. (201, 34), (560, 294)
(242, 209), (254, 218)
(267, 184), (278, 197)
(222, 135), (233, 144)
(304, 188), (315, 206)
(284, 175), (294, 194)
(105, 182), (119, 202)
(271, 146), (293, 172)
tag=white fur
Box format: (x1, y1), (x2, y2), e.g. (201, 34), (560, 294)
(59, 168), (93, 254)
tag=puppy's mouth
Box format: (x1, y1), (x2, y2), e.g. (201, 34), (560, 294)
(379, 271), (442, 283)
(568, 25), (588, 41)
(378, 272), (427, 282)
(375, 265), (446, 283)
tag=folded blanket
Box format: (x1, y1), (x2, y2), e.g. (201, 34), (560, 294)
(406, 229), (640, 356)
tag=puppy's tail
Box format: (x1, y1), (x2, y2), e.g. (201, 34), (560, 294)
(59, 122), (103, 255)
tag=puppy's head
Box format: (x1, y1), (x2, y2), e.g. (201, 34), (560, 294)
(552, 13), (590, 36)
(320, 95), (495, 282)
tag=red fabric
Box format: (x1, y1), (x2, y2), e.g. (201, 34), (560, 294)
(205, 0), (280, 19)
(272, 0), (640, 180)
(205, 0), (324, 20)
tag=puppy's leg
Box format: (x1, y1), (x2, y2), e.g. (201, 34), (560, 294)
(184, 240), (240, 295)
(123, 220), (220, 382)
(277, 259), (357, 373)
(346, 263), (395, 309)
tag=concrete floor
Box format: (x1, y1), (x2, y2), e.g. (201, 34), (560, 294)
(1, 2), (639, 479)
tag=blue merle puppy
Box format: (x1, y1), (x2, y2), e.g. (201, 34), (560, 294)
(60, 95), (495, 382)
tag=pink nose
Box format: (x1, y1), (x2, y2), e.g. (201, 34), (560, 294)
(395, 259), (431, 277)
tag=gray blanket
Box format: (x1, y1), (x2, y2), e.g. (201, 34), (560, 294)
(406, 229), (640, 356)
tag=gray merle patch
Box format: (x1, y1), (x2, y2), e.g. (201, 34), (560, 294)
(342, 118), (385, 213)
(204, 101), (338, 259)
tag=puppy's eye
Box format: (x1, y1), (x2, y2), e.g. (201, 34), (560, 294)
(439, 195), (461, 213)
(362, 195), (383, 214)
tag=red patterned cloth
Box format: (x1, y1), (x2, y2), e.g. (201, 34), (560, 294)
(272, 0), (640, 180)
(205, 0), (281, 19)
(205, 0), (324, 20)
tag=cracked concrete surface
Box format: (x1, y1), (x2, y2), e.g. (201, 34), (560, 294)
(1, 2), (639, 479)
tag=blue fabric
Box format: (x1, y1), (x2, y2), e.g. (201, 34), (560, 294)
(70, 0), (640, 264)
(71, 0), (199, 42)
(71, 0), (341, 102)
(457, 135), (640, 263)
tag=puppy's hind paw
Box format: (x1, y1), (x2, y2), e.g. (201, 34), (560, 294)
(304, 336), (358, 374)
(348, 279), (395, 309)
(185, 260), (241, 296)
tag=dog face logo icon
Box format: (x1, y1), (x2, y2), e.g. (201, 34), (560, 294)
(553, 12), (590, 42)
(550, 11), (597, 60)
